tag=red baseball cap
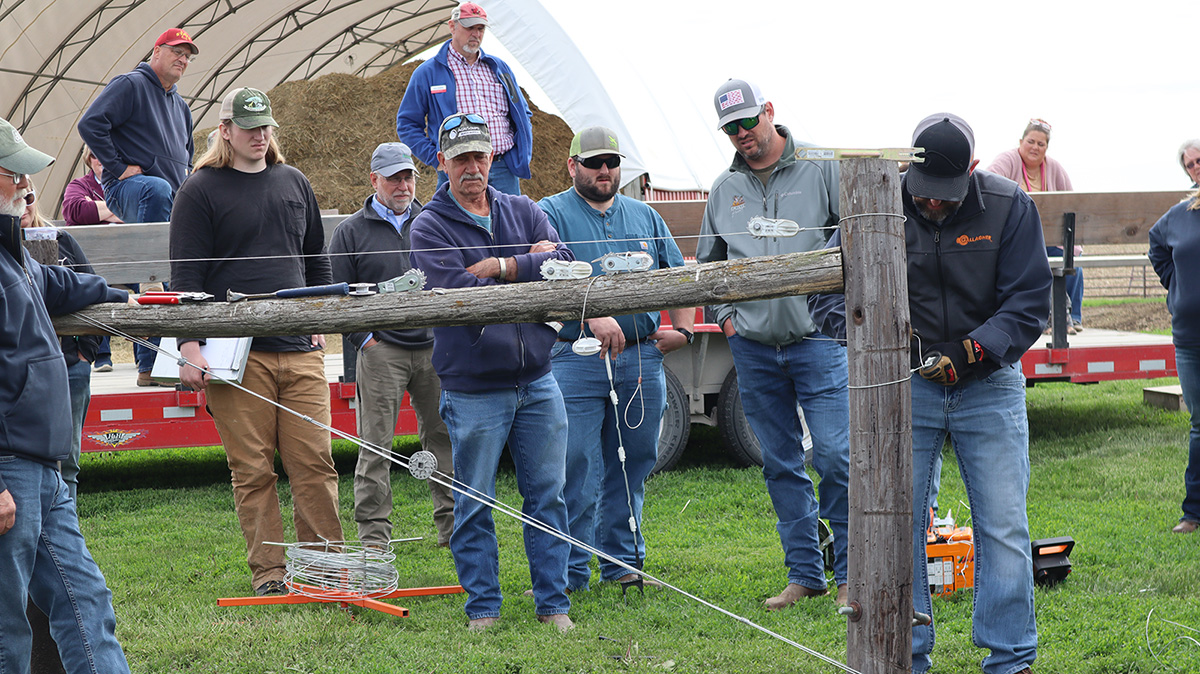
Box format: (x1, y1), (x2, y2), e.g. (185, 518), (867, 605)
(450, 3), (488, 27)
(155, 28), (198, 55)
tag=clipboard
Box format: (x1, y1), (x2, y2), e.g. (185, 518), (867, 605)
(150, 337), (253, 384)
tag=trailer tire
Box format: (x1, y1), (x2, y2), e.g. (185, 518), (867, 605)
(717, 368), (813, 468)
(716, 368), (763, 467)
(652, 366), (690, 476)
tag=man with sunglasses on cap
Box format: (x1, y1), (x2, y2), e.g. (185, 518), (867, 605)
(328, 142), (455, 549)
(396, 2), (533, 195)
(79, 27), (198, 386)
(537, 126), (693, 593)
(696, 78), (852, 610)
(0, 116), (136, 673)
(409, 113), (575, 632)
(810, 113), (1050, 674)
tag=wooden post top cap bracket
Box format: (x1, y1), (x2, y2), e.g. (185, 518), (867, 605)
(794, 147), (923, 162)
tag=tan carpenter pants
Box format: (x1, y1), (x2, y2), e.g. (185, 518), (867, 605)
(205, 349), (343, 589)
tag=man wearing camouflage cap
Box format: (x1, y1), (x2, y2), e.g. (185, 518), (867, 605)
(410, 113), (575, 632)
(0, 116), (135, 673)
(538, 126), (693, 592)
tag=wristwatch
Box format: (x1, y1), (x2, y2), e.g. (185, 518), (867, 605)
(675, 327), (695, 345)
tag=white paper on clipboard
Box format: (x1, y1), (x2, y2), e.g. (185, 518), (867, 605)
(150, 337), (252, 384)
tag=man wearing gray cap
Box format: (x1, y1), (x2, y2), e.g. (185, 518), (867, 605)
(0, 116), (135, 673)
(537, 126), (692, 592)
(696, 78), (851, 610)
(170, 88), (343, 597)
(329, 142), (454, 548)
(810, 113), (1049, 674)
(410, 113), (575, 632)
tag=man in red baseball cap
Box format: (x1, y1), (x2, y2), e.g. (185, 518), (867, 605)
(154, 27), (198, 55)
(396, 2), (535, 196)
(78, 27), (198, 386)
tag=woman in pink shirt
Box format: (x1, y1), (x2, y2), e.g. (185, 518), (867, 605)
(987, 119), (1082, 332)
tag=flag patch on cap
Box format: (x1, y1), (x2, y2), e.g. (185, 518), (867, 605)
(719, 90), (744, 110)
(430, 84), (447, 94)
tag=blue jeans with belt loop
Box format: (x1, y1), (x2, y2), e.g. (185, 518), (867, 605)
(910, 362), (1037, 674)
(440, 372), (571, 619)
(0, 456), (131, 674)
(726, 333), (850, 590)
(551, 340), (666, 590)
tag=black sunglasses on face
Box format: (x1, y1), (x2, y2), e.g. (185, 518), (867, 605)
(722, 112), (763, 136)
(576, 155), (621, 170)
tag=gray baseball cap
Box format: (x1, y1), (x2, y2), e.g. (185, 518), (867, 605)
(371, 142), (418, 177)
(713, 79), (767, 129)
(0, 117), (54, 176)
(438, 113), (492, 160)
(569, 126), (625, 160)
(219, 87), (279, 129)
(907, 113), (975, 202)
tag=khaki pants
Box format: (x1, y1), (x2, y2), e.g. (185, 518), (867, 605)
(353, 342), (454, 546)
(206, 350), (343, 588)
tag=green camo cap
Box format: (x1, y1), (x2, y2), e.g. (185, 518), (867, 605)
(569, 126), (624, 160)
(0, 117), (54, 176)
(219, 88), (279, 129)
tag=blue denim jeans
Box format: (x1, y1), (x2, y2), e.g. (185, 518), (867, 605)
(435, 157), (522, 196)
(911, 363), (1038, 674)
(64, 355), (92, 500)
(102, 174), (173, 223)
(551, 341), (666, 590)
(726, 334), (850, 588)
(1046, 246), (1083, 324)
(0, 457), (130, 674)
(1172, 344), (1200, 523)
(440, 372), (571, 619)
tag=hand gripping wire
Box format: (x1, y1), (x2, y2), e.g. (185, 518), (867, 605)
(76, 314), (862, 674)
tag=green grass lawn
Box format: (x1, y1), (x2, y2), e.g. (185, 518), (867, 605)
(73, 378), (1200, 673)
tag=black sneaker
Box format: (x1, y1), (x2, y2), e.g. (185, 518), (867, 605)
(254, 580), (288, 596)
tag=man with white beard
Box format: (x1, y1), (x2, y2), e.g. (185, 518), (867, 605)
(0, 115), (136, 673)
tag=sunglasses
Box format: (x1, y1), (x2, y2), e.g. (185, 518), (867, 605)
(441, 113), (486, 132)
(0, 170), (27, 185)
(576, 155), (620, 170)
(1187, 158), (1200, 172)
(1028, 118), (1052, 132)
(722, 109), (764, 135)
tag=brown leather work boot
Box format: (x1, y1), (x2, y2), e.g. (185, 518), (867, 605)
(764, 582), (827, 610)
(537, 613), (574, 632)
(467, 617), (497, 632)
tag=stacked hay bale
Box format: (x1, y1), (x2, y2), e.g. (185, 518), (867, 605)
(195, 60), (574, 214)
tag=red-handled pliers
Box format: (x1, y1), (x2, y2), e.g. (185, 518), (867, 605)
(136, 291), (215, 305)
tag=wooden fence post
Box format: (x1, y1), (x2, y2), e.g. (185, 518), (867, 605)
(840, 158), (913, 673)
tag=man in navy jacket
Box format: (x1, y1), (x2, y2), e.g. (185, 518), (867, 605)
(409, 113), (574, 633)
(0, 116), (135, 674)
(395, 2), (533, 195)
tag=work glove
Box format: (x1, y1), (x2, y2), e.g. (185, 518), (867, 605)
(919, 338), (984, 386)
